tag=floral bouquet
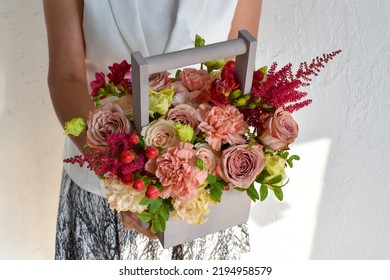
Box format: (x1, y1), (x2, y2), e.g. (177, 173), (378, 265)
(64, 34), (341, 237)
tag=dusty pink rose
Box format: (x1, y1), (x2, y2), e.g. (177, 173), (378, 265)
(258, 108), (299, 150)
(216, 144), (266, 189)
(87, 103), (131, 146)
(198, 105), (247, 151)
(141, 119), (179, 152)
(166, 104), (199, 130)
(180, 68), (211, 91)
(195, 143), (221, 173)
(148, 71), (172, 91)
(156, 142), (208, 201)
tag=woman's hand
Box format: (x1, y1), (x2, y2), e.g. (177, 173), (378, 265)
(120, 211), (158, 240)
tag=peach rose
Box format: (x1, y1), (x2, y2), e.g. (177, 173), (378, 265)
(180, 68), (211, 91)
(216, 144), (266, 189)
(258, 108), (299, 150)
(195, 143), (220, 173)
(87, 103), (131, 146)
(141, 119), (179, 151)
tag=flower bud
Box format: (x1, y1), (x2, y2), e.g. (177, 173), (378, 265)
(248, 103), (257, 109)
(229, 89), (242, 99)
(235, 97), (247, 107)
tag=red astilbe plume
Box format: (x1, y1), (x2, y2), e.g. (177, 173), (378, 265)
(64, 133), (146, 180)
(242, 50), (342, 129)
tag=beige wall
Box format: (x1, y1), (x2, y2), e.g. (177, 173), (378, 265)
(0, 1), (62, 259)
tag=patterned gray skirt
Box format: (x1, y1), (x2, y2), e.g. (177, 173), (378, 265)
(55, 171), (250, 260)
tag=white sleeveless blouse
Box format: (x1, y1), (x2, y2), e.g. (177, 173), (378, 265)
(63, 0), (238, 196)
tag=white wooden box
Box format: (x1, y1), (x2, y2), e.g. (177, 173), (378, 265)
(131, 30), (257, 248)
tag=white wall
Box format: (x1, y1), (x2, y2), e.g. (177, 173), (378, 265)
(0, 1), (62, 259)
(244, 0), (390, 260)
(0, 0), (389, 260)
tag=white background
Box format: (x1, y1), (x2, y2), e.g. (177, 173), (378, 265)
(1, 0), (389, 259)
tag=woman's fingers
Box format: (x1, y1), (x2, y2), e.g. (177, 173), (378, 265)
(120, 211), (158, 240)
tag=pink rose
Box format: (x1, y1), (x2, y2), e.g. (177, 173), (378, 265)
(156, 142), (208, 201)
(217, 144), (266, 189)
(87, 103), (132, 146)
(195, 143), (220, 173)
(149, 71), (172, 92)
(258, 108), (299, 150)
(166, 104), (199, 130)
(198, 105), (247, 151)
(180, 68), (211, 91)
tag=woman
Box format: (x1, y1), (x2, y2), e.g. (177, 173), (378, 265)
(43, 0), (262, 260)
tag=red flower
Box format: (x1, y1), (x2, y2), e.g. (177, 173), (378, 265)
(209, 79), (230, 107)
(221, 61), (240, 91)
(90, 72), (106, 97)
(107, 60), (132, 91)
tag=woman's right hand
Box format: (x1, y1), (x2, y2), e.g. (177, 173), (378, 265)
(120, 211), (158, 240)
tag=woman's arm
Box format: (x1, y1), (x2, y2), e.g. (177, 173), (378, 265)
(43, 0), (157, 239)
(229, 0), (262, 39)
(43, 0), (94, 152)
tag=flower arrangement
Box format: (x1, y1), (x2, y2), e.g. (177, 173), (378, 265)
(64, 35), (341, 234)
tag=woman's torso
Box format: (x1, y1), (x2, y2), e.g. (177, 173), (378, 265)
(63, 0), (238, 196)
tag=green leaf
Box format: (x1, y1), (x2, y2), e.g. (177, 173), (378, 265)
(260, 184), (269, 201)
(273, 187), (284, 201)
(256, 169), (270, 183)
(287, 154), (300, 168)
(139, 197), (152, 206)
(210, 184), (223, 202)
(235, 187), (246, 192)
(246, 183), (259, 202)
(289, 155), (300, 161)
(157, 214), (166, 232)
(159, 205), (170, 221)
(268, 175), (283, 185)
(207, 173), (217, 185)
(148, 197), (163, 212)
(150, 221), (158, 234)
(137, 212), (153, 222)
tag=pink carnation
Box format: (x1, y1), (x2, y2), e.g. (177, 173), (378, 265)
(198, 105), (247, 151)
(155, 142), (207, 201)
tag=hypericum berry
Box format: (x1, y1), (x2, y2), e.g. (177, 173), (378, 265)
(120, 150), (135, 164)
(145, 185), (159, 199)
(129, 134), (139, 145)
(145, 146), (159, 159)
(121, 173), (134, 185)
(133, 178), (145, 190)
(254, 70), (264, 82)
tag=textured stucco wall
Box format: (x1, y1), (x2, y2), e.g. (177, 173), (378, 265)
(244, 0), (390, 260)
(0, 0), (389, 259)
